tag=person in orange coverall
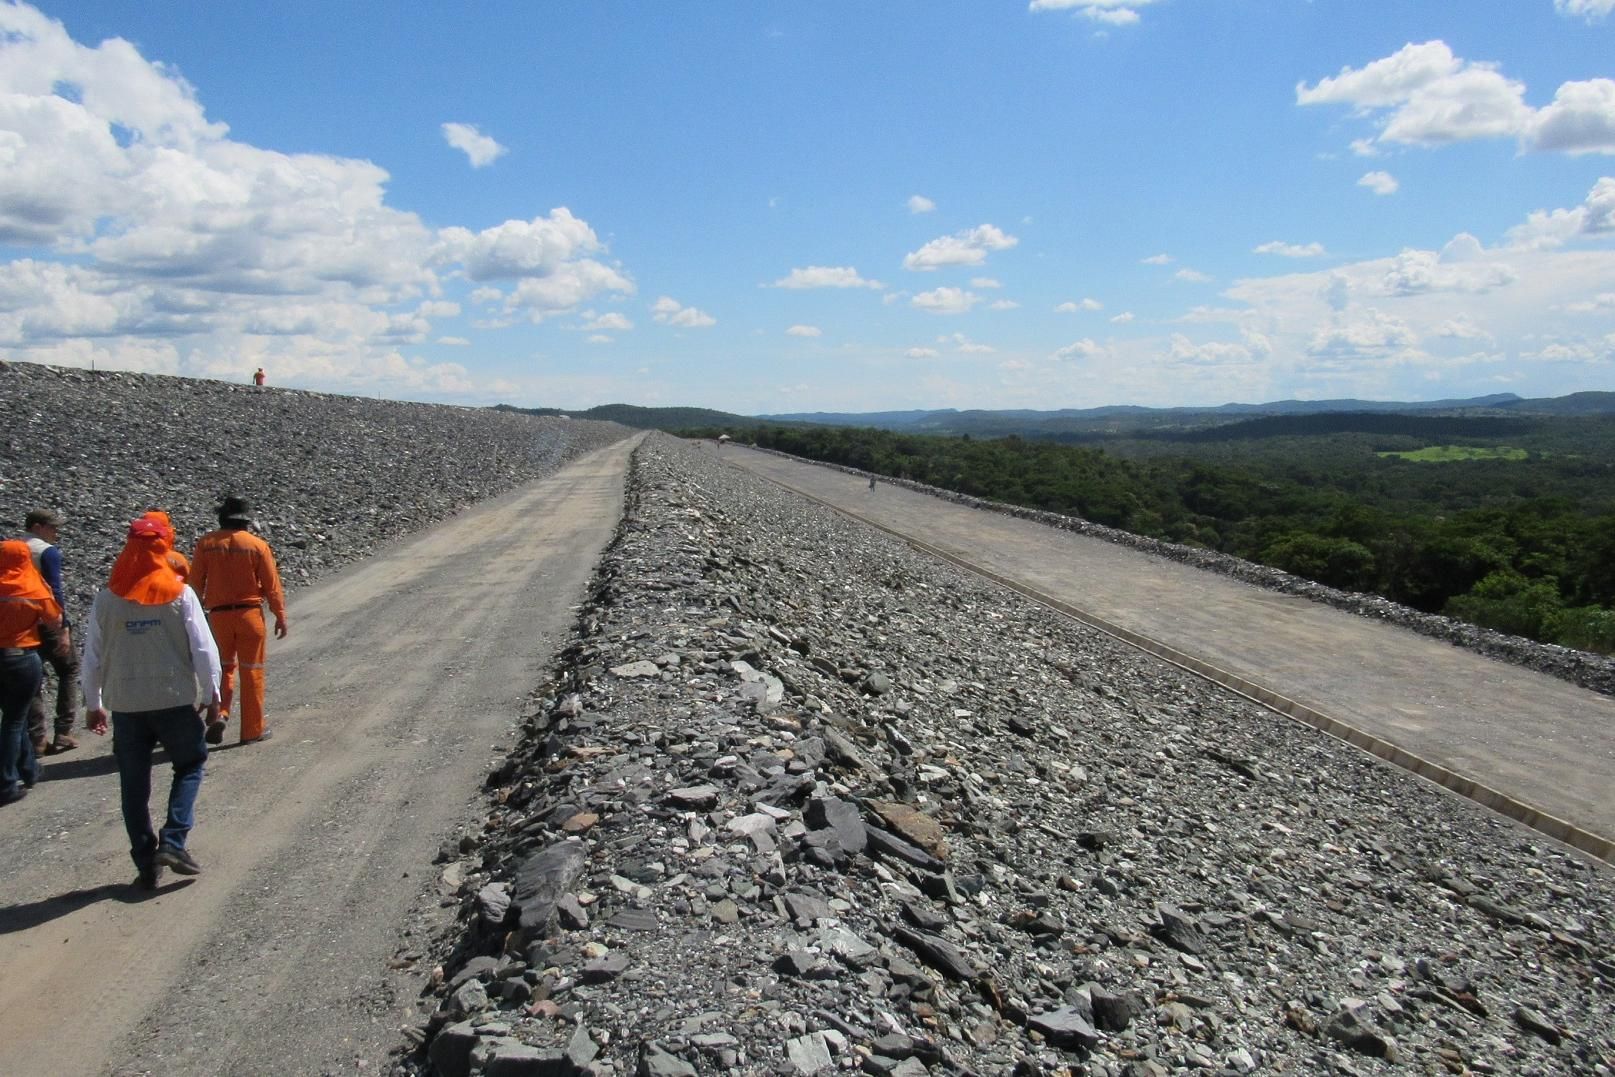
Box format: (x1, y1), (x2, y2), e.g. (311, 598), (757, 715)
(188, 497), (287, 746)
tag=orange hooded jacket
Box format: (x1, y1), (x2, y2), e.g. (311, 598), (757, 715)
(107, 517), (186, 606)
(0, 538), (63, 648)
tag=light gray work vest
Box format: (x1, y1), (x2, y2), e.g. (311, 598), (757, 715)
(92, 590), (201, 712)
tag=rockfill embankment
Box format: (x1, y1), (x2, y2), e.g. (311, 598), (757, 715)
(411, 434), (1612, 1077)
(0, 360), (629, 616)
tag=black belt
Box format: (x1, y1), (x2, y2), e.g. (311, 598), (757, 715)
(208, 602), (261, 613)
(1, 647), (30, 657)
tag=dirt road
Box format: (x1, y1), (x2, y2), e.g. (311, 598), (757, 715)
(724, 446), (1615, 854)
(0, 438), (634, 1077)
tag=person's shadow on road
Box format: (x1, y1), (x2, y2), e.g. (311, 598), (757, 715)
(38, 752), (121, 782)
(39, 747), (175, 783)
(0, 878), (196, 935)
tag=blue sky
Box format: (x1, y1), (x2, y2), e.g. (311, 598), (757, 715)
(2, 1), (1612, 413)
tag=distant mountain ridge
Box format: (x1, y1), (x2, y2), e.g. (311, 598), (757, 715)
(492, 403), (767, 431)
(761, 392), (1543, 428)
(493, 391), (1615, 436)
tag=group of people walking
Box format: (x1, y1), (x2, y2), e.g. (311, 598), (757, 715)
(0, 497), (288, 889)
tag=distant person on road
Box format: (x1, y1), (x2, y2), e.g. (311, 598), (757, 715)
(189, 496), (287, 746)
(81, 516), (221, 887)
(252, 367), (266, 387)
(19, 508), (79, 756)
(0, 540), (64, 805)
(869, 476), (877, 491)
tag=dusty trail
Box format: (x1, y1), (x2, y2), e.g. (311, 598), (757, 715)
(723, 444), (1615, 856)
(0, 437), (635, 1077)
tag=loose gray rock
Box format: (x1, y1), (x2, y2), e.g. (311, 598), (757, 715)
(784, 1031), (834, 1074)
(892, 926), (979, 982)
(665, 785), (720, 810)
(637, 1042), (696, 1077)
(426, 1020), (479, 1077)
(512, 841), (588, 940)
(1028, 1006), (1100, 1050)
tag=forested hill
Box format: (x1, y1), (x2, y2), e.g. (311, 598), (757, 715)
(738, 416), (1615, 657)
(1154, 412), (1534, 443)
(1497, 390), (1615, 416)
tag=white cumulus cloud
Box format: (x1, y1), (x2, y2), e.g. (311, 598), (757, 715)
(1380, 243), (1517, 297)
(786, 324), (821, 337)
(1529, 79), (1615, 155)
(1141, 253), (1173, 265)
(0, 4), (644, 397)
(1110, 311), (1135, 323)
(903, 224), (1018, 271)
(911, 287), (980, 314)
(502, 261), (634, 322)
(441, 122), (507, 168)
(773, 265), (884, 289)
(1563, 292), (1615, 312)
(1555, 0), (1615, 20)
(1299, 40), (1615, 156)
(1307, 310), (1418, 360)
(1028, 0), (1158, 26)
(651, 296), (716, 328)
(1506, 176), (1615, 248)
(941, 332), (995, 354)
(905, 346), (940, 359)
(1056, 298), (1103, 312)
(1359, 170), (1400, 195)
(1255, 241), (1326, 258)
(907, 194), (936, 214)
(1052, 338), (1108, 361)
(581, 311), (633, 331)
(1175, 268), (1213, 283)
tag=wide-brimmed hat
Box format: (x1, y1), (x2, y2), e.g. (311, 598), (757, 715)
(217, 496), (253, 524)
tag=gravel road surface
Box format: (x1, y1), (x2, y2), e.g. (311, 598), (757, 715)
(0, 437), (636, 1077)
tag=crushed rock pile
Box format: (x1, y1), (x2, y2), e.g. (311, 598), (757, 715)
(751, 449), (1615, 699)
(0, 360), (628, 616)
(409, 434), (1613, 1077)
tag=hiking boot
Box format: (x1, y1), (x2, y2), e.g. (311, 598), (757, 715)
(205, 720), (227, 746)
(155, 845), (202, 875)
(242, 729), (273, 745)
(135, 863), (163, 890)
(31, 734), (48, 758)
(0, 785), (27, 806)
(50, 734), (78, 754)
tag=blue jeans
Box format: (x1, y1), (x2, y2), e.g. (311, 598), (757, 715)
(0, 649), (43, 797)
(112, 705), (207, 868)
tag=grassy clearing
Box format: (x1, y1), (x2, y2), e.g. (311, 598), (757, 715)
(1376, 445), (1529, 462)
